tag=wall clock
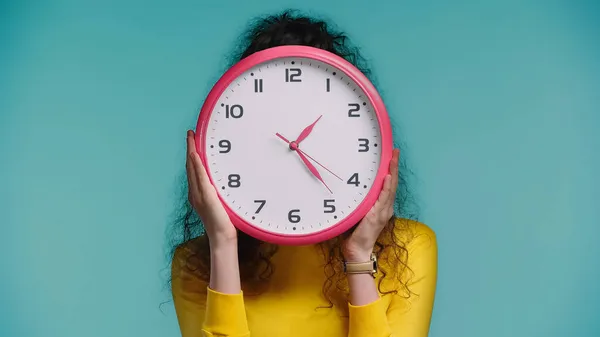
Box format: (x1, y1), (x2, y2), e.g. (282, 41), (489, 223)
(195, 45), (393, 245)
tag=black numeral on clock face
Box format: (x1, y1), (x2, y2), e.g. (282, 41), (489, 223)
(358, 138), (370, 152)
(285, 68), (302, 82)
(288, 209), (301, 223)
(227, 174), (241, 188)
(347, 173), (360, 186)
(254, 79), (263, 93)
(323, 199), (336, 213)
(348, 103), (360, 117)
(225, 104), (244, 119)
(218, 140), (231, 153)
(254, 200), (266, 214)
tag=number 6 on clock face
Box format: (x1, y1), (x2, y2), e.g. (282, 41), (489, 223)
(195, 46), (393, 246)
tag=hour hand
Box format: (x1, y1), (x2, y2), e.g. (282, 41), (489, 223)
(295, 115), (322, 145)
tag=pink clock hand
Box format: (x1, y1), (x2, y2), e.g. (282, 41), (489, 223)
(295, 147), (333, 194)
(275, 133), (343, 181)
(295, 115), (322, 144)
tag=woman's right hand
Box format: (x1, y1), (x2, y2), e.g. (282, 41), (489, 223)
(186, 130), (237, 244)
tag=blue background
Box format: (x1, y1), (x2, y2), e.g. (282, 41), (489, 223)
(1, 1), (598, 336)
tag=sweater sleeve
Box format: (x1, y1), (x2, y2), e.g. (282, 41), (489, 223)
(171, 247), (250, 337)
(347, 222), (438, 337)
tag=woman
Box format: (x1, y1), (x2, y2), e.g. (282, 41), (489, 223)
(170, 11), (437, 337)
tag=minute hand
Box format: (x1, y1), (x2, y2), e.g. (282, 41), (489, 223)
(275, 133), (343, 181)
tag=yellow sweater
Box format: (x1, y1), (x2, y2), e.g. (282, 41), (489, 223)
(171, 219), (437, 337)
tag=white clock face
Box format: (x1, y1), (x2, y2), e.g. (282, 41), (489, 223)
(204, 57), (382, 236)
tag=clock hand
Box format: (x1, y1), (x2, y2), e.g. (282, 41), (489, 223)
(296, 147), (333, 194)
(275, 133), (343, 181)
(276, 132), (333, 193)
(295, 115), (322, 145)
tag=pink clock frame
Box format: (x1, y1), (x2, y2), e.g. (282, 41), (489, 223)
(195, 45), (393, 246)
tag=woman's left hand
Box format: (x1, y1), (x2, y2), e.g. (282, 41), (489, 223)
(343, 148), (400, 262)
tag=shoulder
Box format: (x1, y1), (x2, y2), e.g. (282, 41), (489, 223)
(376, 219), (436, 295)
(389, 218), (437, 275)
(171, 239), (195, 274)
(393, 218), (437, 282)
(171, 236), (206, 276)
(393, 218), (437, 254)
(171, 238), (207, 296)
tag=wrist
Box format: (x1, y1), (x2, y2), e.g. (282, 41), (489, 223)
(210, 236), (238, 256)
(343, 247), (374, 262)
(208, 231), (238, 248)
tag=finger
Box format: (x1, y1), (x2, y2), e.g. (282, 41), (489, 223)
(185, 130), (208, 184)
(190, 144), (212, 188)
(381, 173), (397, 220)
(389, 149), (400, 186)
(374, 174), (393, 209)
(186, 161), (198, 201)
(187, 130), (197, 156)
(385, 149), (400, 207)
(186, 130), (215, 197)
(186, 132), (199, 194)
(358, 175), (392, 232)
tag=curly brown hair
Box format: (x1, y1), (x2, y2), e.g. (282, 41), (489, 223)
(167, 9), (419, 306)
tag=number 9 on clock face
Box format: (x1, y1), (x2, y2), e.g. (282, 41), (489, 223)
(195, 46), (393, 245)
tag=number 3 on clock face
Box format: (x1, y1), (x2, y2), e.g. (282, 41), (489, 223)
(195, 46), (393, 245)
